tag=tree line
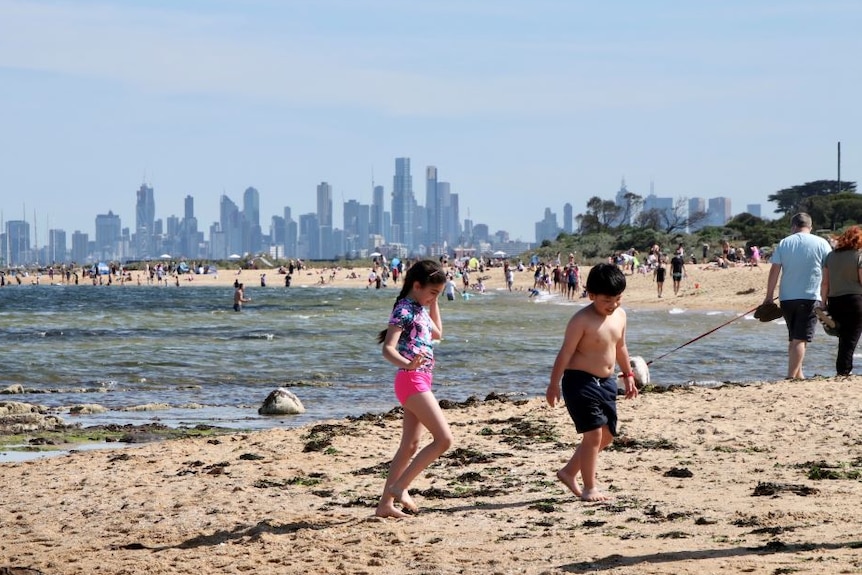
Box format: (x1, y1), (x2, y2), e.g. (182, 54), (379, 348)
(536, 179), (858, 262)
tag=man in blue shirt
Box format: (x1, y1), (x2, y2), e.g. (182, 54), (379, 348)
(763, 212), (832, 379)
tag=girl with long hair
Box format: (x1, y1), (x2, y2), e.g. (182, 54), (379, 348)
(375, 259), (452, 518)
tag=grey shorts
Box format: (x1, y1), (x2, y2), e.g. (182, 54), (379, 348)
(780, 299), (817, 342)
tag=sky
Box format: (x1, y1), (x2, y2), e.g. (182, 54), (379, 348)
(1, 0), (860, 243)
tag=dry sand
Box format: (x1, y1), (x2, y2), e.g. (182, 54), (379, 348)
(4, 263), (862, 574)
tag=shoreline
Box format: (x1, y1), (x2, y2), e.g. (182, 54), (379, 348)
(2, 378), (861, 574)
(5, 263), (772, 313)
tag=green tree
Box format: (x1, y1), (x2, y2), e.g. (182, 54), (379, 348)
(767, 180), (856, 216)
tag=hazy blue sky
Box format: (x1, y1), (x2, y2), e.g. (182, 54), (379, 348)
(1, 0), (859, 242)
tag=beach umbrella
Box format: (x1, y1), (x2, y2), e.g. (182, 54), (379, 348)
(493, 250), (507, 257)
(369, 252), (382, 258)
(159, 253), (172, 259)
(228, 254), (242, 260)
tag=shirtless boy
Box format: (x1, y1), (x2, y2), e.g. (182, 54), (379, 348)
(546, 263), (638, 501)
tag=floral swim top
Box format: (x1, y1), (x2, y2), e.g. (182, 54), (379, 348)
(388, 297), (435, 373)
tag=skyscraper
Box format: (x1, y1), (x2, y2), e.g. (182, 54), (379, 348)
(95, 211), (121, 261)
(425, 166), (442, 249)
(316, 182), (333, 259)
(243, 187), (261, 255)
(371, 185), (385, 239)
(707, 197), (732, 227)
(135, 183), (155, 258)
(71, 230), (88, 263)
(5, 220), (30, 265)
(391, 157), (415, 250)
(220, 195), (242, 258)
(48, 229), (67, 263)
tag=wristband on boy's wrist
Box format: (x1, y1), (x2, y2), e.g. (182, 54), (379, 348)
(622, 372), (634, 378)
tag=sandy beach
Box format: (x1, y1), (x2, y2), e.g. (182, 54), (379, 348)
(161, 258), (771, 313)
(5, 262), (862, 575)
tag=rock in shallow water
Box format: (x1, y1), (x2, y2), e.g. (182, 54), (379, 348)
(258, 388), (305, 415)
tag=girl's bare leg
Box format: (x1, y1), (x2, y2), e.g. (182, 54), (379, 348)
(387, 392), (453, 510)
(376, 409), (423, 518)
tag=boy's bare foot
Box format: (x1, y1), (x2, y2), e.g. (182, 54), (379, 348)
(580, 487), (609, 502)
(375, 501), (410, 519)
(389, 487), (419, 513)
(556, 469), (582, 497)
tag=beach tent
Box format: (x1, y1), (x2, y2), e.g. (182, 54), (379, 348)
(91, 262), (110, 275)
(205, 265), (218, 275)
(468, 257), (479, 270)
(177, 262), (190, 274)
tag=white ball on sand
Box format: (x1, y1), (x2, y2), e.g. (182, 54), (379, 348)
(258, 388), (306, 415)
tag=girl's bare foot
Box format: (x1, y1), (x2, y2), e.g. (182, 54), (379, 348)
(556, 469), (582, 497)
(389, 487), (419, 513)
(580, 487), (609, 502)
(375, 500), (410, 519)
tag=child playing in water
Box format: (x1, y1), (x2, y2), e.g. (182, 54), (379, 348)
(546, 263), (638, 501)
(375, 260), (453, 518)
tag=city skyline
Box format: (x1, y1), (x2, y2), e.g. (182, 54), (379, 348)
(1, 157), (756, 265)
(1, 1), (858, 244)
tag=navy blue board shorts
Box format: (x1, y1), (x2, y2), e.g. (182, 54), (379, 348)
(561, 369), (618, 435)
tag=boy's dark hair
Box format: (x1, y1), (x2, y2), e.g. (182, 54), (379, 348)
(585, 263), (626, 296)
(376, 259), (447, 344)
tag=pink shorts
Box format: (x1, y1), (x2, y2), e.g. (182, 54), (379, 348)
(394, 370), (433, 405)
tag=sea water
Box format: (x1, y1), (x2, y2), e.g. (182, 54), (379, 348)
(0, 282), (839, 435)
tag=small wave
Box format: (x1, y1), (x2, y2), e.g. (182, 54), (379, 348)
(668, 308), (685, 314)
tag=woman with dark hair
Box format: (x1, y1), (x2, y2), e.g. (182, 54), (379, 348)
(820, 226), (862, 375)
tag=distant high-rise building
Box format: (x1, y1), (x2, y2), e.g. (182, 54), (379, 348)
(71, 230), (89, 263)
(181, 195), (199, 258)
(746, 204), (762, 218)
(135, 183), (155, 259)
(243, 187), (262, 255)
(391, 157), (415, 250)
(563, 203), (573, 234)
(270, 215), (286, 259)
(298, 213), (319, 260)
(707, 197), (732, 227)
(535, 208), (559, 243)
(94, 211), (121, 261)
(425, 166), (443, 249)
(613, 178), (641, 226)
(316, 182), (334, 259)
(220, 195), (242, 257)
(688, 197), (707, 232)
(343, 199), (370, 256)
(283, 207), (297, 258)
(643, 194), (677, 229)
(371, 185), (385, 239)
(48, 229), (67, 263)
(5, 220), (30, 265)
